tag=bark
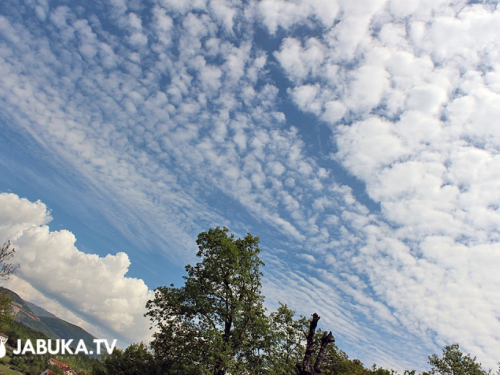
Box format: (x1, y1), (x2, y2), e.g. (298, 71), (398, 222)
(313, 331), (335, 373)
(295, 313), (335, 375)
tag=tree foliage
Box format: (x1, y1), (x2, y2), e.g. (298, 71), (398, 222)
(142, 227), (485, 375)
(0, 241), (18, 331)
(146, 227), (269, 375)
(91, 342), (157, 375)
(264, 303), (306, 374)
(428, 344), (487, 375)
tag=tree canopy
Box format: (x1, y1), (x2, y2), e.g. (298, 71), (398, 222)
(427, 344), (487, 375)
(93, 228), (494, 375)
(146, 227), (270, 374)
(143, 227), (400, 375)
(0, 241), (18, 331)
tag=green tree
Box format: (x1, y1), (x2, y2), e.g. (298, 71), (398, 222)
(0, 241), (19, 331)
(146, 227), (269, 375)
(0, 291), (13, 331)
(264, 303), (306, 374)
(91, 342), (157, 375)
(47, 363), (64, 375)
(428, 344), (487, 375)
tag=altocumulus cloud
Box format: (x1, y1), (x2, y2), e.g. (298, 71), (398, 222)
(0, 193), (152, 344)
(269, 0), (500, 369)
(1, 0), (500, 371)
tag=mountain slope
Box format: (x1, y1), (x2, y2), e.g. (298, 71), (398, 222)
(1, 287), (60, 339)
(24, 301), (58, 319)
(1, 288), (99, 356)
(39, 316), (97, 353)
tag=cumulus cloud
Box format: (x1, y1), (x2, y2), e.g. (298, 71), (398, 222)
(3, 0), (500, 371)
(0, 193), (152, 343)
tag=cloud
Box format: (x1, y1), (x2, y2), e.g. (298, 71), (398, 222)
(269, 0), (500, 368)
(0, 192), (152, 343)
(2, 0), (500, 371)
(254, 0), (340, 34)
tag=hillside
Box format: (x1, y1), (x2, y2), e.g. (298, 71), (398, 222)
(0, 288), (99, 357)
(39, 316), (97, 354)
(0, 288), (60, 340)
(24, 301), (58, 319)
(3, 320), (98, 373)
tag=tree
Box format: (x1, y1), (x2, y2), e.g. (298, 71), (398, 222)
(295, 313), (335, 375)
(428, 344), (487, 375)
(0, 241), (19, 330)
(0, 291), (13, 331)
(91, 342), (158, 375)
(47, 363), (64, 375)
(264, 303), (306, 374)
(146, 227), (269, 375)
(0, 241), (19, 280)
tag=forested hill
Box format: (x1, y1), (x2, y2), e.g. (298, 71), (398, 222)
(0, 287), (98, 356)
(1, 287), (59, 340)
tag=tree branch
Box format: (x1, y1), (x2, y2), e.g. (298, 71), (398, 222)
(295, 313), (335, 375)
(313, 331), (335, 374)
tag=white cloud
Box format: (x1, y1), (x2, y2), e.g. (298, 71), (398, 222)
(0, 193), (152, 343)
(3, 0), (500, 370)
(335, 117), (407, 180)
(269, 0), (500, 369)
(254, 0), (340, 34)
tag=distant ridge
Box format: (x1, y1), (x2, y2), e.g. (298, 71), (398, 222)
(25, 300), (58, 319)
(1, 287), (60, 339)
(1, 287), (99, 357)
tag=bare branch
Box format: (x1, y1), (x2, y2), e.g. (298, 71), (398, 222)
(0, 241), (19, 281)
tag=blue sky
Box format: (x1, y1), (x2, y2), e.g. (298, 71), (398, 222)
(2, 0), (500, 371)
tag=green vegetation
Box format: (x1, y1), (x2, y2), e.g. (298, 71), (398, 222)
(91, 227), (495, 375)
(146, 227), (269, 374)
(91, 343), (156, 375)
(5, 320), (52, 346)
(1, 320), (96, 374)
(0, 362), (25, 375)
(0, 234), (495, 375)
(0, 242), (18, 332)
(0, 291), (14, 333)
(426, 344), (488, 375)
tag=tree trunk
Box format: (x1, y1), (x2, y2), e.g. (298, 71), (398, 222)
(295, 313), (335, 375)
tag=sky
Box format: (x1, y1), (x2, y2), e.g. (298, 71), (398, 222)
(1, 0), (500, 371)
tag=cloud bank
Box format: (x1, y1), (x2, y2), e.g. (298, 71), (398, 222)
(1, 0), (500, 370)
(0, 192), (151, 343)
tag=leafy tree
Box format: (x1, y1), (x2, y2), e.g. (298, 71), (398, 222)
(47, 363), (64, 375)
(0, 291), (13, 331)
(264, 303), (306, 374)
(428, 344), (487, 375)
(146, 227), (269, 375)
(0, 241), (19, 331)
(91, 342), (158, 375)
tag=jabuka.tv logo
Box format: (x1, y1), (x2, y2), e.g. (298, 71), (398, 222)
(0, 338), (117, 357)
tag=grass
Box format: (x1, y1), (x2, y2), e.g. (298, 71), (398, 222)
(0, 362), (24, 375)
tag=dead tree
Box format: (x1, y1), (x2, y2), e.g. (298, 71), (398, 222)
(295, 313), (335, 375)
